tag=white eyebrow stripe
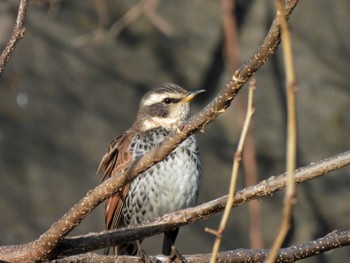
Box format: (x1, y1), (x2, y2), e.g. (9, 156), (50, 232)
(142, 94), (168, 106)
(142, 93), (184, 106)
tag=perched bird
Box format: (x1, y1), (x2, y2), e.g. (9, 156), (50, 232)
(99, 83), (204, 256)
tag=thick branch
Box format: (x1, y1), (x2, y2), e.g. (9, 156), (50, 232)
(47, 151), (350, 259)
(52, 230), (350, 262)
(0, 0), (299, 261)
(0, 0), (29, 77)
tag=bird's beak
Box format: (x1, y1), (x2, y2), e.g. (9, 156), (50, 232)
(181, 89), (206, 103)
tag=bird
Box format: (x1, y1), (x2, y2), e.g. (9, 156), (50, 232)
(98, 83), (204, 256)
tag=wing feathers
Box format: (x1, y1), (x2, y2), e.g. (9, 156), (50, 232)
(99, 130), (135, 230)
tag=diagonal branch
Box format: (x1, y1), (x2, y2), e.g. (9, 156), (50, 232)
(0, 0), (30, 78)
(0, 0), (299, 262)
(47, 150), (350, 259)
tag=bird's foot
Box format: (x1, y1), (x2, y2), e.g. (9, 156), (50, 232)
(169, 245), (188, 263)
(136, 241), (153, 263)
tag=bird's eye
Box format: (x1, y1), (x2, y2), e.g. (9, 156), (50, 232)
(163, 98), (172, 104)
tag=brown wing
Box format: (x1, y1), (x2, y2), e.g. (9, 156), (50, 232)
(98, 130), (135, 230)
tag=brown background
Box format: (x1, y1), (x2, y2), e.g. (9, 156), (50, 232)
(0, 0), (349, 262)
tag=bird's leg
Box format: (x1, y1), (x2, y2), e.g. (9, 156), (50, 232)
(163, 228), (188, 262)
(162, 228), (179, 255)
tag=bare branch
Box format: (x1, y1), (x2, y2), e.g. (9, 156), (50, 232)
(47, 151), (350, 259)
(0, 0), (30, 78)
(51, 230), (350, 262)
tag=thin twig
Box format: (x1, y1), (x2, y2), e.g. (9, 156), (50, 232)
(73, 0), (174, 46)
(108, 0), (146, 39)
(0, 0), (30, 77)
(208, 79), (256, 262)
(266, 1), (297, 262)
(73, 0), (145, 46)
(144, 0), (175, 37)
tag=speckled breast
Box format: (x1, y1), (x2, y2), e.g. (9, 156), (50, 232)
(121, 127), (201, 226)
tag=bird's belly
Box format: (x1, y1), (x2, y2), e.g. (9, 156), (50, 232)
(122, 138), (200, 226)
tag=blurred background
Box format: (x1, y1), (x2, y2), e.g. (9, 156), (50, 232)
(0, 0), (349, 262)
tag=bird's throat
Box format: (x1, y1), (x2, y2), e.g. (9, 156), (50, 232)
(141, 116), (180, 131)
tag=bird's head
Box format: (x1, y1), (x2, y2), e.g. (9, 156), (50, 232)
(135, 83), (205, 131)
